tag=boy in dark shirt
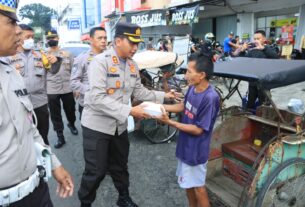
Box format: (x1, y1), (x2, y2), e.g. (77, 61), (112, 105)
(156, 52), (220, 207)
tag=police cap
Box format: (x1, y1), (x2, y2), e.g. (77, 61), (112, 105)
(46, 29), (59, 39)
(115, 22), (144, 43)
(0, 0), (19, 21)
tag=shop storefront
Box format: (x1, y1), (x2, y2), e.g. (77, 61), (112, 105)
(256, 14), (298, 40)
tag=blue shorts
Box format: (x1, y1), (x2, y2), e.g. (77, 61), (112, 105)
(176, 159), (207, 189)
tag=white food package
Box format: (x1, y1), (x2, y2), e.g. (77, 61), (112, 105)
(127, 99), (135, 133)
(141, 102), (163, 116)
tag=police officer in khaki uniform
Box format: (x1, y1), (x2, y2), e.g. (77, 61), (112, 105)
(4, 24), (62, 145)
(78, 22), (177, 207)
(0, 1), (74, 206)
(45, 30), (78, 148)
(70, 26), (107, 118)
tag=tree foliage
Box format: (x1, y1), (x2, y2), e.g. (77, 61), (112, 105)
(19, 3), (57, 32)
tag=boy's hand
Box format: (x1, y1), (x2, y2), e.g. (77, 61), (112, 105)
(154, 105), (170, 124)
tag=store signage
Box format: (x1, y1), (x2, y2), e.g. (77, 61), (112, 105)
(270, 18), (298, 27)
(170, 5), (199, 25)
(68, 19), (80, 30)
(125, 10), (166, 27)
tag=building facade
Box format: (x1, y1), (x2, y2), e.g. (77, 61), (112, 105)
(79, 0), (305, 48)
(57, 1), (82, 43)
(81, 0), (103, 32)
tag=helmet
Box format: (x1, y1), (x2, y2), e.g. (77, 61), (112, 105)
(204, 32), (215, 43)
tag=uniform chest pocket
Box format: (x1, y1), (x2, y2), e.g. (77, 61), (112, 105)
(129, 75), (138, 88)
(107, 77), (122, 89)
(34, 68), (45, 77)
(15, 63), (25, 76)
(63, 58), (71, 69)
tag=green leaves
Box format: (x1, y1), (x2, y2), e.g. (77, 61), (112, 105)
(19, 3), (57, 35)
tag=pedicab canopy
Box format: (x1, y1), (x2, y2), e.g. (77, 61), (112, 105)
(133, 51), (184, 70)
(213, 57), (305, 90)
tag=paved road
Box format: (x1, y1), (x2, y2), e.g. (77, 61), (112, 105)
(48, 118), (187, 207)
(47, 80), (305, 207)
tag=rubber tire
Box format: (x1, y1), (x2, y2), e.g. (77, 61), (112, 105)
(255, 158), (305, 207)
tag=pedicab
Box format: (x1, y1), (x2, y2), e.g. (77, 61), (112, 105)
(128, 50), (185, 144)
(206, 57), (305, 207)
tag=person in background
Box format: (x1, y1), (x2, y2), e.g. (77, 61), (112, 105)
(165, 35), (173, 52)
(3, 24), (62, 145)
(235, 35), (240, 47)
(162, 39), (169, 52)
(45, 30), (78, 148)
(0, 1), (74, 206)
(238, 30), (279, 110)
(223, 31), (238, 56)
(187, 34), (198, 53)
(146, 37), (155, 50)
(70, 27), (107, 118)
(155, 51), (220, 207)
(231, 35), (242, 57)
(156, 38), (163, 51)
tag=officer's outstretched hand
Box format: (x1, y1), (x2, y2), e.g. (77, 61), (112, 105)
(165, 90), (183, 102)
(52, 166), (74, 198)
(130, 105), (151, 119)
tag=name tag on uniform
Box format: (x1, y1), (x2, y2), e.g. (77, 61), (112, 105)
(11, 58), (22, 63)
(130, 74), (137, 78)
(14, 88), (28, 97)
(107, 74), (120, 78)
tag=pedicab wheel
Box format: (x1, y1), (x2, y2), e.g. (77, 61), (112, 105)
(255, 158), (305, 207)
(141, 112), (179, 144)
